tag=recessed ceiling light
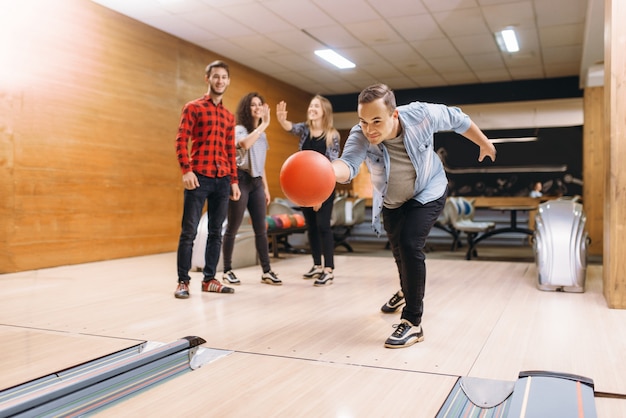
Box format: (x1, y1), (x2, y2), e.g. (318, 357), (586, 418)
(495, 28), (520, 53)
(314, 49), (356, 69)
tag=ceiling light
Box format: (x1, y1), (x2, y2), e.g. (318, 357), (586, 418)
(314, 49), (355, 69)
(495, 28), (520, 53)
(490, 137), (537, 144)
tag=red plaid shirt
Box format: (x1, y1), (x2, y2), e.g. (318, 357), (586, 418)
(175, 95), (238, 184)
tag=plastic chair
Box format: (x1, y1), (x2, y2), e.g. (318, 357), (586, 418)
(446, 197), (495, 257)
(330, 195), (348, 228)
(332, 197), (366, 252)
(433, 198), (462, 250)
(268, 200), (296, 216)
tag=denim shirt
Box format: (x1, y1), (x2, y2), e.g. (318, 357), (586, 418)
(338, 101), (472, 235)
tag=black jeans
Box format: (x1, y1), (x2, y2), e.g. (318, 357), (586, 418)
(301, 191), (335, 269)
(222, 169), (271, 273)
(383, 192), (446, 325)
(176, 174), (230, 282)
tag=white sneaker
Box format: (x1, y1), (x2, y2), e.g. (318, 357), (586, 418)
(261, 271), (282, 286)
(381, 290), (405, 313)
(303, 265), (322, 280)
(384, 320), (424, 348)
(222, 270), (241, 285)
(313, 271), (333, 286)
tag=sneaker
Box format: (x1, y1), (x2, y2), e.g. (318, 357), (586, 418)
(381, 290), (405, 313)
(303, 265), (323, 280)
(384, 319), (424, 349)
(202, 278), (235, 294)
(313, 271), (333, 287)
(261, 271), (282, 286)
(222, 270), (241, 285)
(174, 282), (189, 299)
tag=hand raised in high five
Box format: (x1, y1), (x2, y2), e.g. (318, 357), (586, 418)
(276, 101), (292, 131)
(260, 103), (270, 128)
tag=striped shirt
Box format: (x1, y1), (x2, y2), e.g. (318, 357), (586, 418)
(175, 94), (238, 183)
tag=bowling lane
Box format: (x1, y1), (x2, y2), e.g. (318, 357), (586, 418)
(0, 326), (140, 390)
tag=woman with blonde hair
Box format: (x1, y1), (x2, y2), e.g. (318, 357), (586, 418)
(276, 95), (340, 286)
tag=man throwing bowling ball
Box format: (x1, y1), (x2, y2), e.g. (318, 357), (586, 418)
(332, 84), (496, 348)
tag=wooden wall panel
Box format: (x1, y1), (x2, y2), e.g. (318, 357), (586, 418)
(603, 0), (626, 308)
(583, 87), (604, 256)
(0, 99), (15, 271)
(0, 0), (311, 273)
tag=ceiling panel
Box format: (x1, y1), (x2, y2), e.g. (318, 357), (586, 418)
(263, 0), (336, 28)
(304, 24), (362, 48)
(412, 73), (448, 87)
(475, 68), (513, 82)
(432, 8), (491, 37)
(227, 35), (291, 56)
(534, 0), (587, 26)
(344, 20), (404, 45)
(368, 0), (429, 17)
(442, 71), (480, 84)
(421, 0), (478, 13)
(310, 0), (380, 24)
(219, 2), (294, 32)
(266, 54), (317, 72)
(450, 34), (500, 55)
(481, 1), (536, 31)
(411, 38), (458, 59)
(539, 24), (585, 48)
(429, 55), (472, 73)
(178, 10), (255, 38)
(464, 53), (507, 71)
(388, 14), (446, 41)
(264, 30), (322, 52)
(90, 0), (603, 95)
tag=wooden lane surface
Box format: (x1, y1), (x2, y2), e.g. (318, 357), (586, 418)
(96, 351), (457, 417)
(1, 253), (625, 416)
(0, 253), (527, 379)
(0, 326), (139, 390)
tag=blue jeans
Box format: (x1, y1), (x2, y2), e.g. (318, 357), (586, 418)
(222, 169), (271, 273)
(383, 191), (446, 326)
(177, 174), (231, 283)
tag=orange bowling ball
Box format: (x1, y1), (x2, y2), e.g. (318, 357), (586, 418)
(279, 150), (335, 207)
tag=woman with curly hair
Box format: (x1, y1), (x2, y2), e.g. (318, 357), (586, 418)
(221, 92), (281, 286)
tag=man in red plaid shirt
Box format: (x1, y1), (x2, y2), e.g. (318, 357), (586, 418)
(174, 60), (241, 299)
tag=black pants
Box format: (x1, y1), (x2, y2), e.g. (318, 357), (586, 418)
(383, 192), (446, 325)
(222, 169), (271, 273)
(301, 191), (335, 269)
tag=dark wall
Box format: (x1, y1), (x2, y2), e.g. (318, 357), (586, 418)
(328, 76), (583, 110)
(328, 77), (584, 199)
(436, 126), (583, 197)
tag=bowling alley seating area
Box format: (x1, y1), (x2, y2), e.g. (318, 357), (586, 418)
(266, 199), (308, 257)
(331, 195), (367, 252)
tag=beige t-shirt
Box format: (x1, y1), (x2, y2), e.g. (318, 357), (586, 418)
(384, 134), (416, 209)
